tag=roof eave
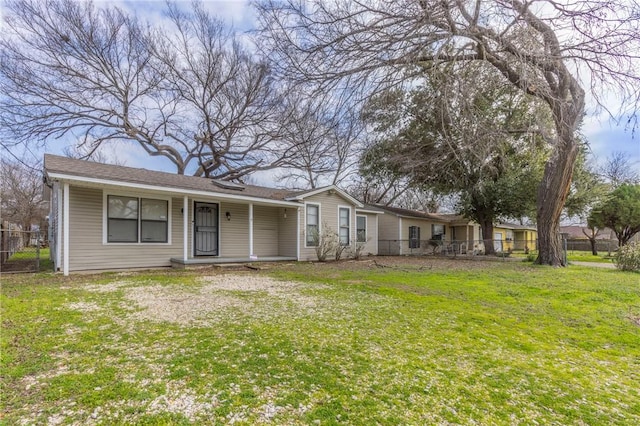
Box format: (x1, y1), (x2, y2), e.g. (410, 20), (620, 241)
(47, 172), (302, 207)
(284, 185), (364, 207)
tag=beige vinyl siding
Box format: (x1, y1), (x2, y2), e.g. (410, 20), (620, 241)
(377, 213), (400, 240)
(253, 205), (279, 257)
(277, 206), (298, 257)
(398, 217), (450, 255)
(67, 186), (183, 271)
(298, 192), (358, 261)
(357, 212), (378, 256)
(219, 202), (249, 257)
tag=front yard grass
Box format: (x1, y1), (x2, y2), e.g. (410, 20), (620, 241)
(1, 259), (639, 424)
(566, 251), (615, 264)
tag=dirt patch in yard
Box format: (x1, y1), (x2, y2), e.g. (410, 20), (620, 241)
(81, 275), (326, 326)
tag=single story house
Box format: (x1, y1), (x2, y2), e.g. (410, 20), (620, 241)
(44, 155), (380, 275)
(374, 205), (482, 255)
(492, 223), (538, 252)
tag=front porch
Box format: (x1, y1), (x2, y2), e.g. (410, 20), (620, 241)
(170, 256), (297, 269)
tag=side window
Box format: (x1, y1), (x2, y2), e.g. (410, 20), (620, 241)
(356, 216), (367, 243)
(409, 226), (421, 248)
(339, 207), (350, 245)
(306, 204), (319, 246)
(431, 224), (445, 240)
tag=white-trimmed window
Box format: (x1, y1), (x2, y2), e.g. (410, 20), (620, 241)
(339, 207), (350, 245)
(107, 195), (168, 243)
(506, 230), (514, 241)
(306, 203), (320, 247)
(431, 224), (445, 240)
(356, 215), (367, 243)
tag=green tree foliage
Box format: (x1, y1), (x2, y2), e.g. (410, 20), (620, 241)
(588, 184), (640, 247)
(360, 67), (548, 254)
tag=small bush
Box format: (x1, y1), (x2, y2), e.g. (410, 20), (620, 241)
(613, 242), (640, 272)
(309, 225), (339, 262)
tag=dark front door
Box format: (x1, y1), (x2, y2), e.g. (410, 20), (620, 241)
(194, 202), (218, 256)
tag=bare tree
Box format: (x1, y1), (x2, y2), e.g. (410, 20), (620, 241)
(276, 91), (364, 189)
(0, 158), (48, 232)
(62, 144), (128, 166)
(255, 0), (640, 265)
(581, 226), (601, 256)
(1, 0), (289, 180)
(600, 151), (640, 188)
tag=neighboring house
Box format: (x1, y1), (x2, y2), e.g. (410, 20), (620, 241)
(43, 155), (380, 275)
(558, 225), (639, 252)
(493, 223), (538, 252)
(559, 225), (639, 243)
(374, 205), (482, 255)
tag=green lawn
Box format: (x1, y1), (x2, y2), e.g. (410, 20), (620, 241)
(3, 247), (53, 272)
(1, 259), (639, 424)
(566, 251), (615, 264)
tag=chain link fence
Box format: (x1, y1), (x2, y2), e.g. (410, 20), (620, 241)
(378, 239), (538, 258)
(566, 239), (618, 254)
(0, 229), (49, 273)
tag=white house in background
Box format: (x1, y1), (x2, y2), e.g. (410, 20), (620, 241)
(43, 154), (380, 275)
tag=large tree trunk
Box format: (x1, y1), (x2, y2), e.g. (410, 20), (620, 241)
(588, 238), (598, 256)
(478, 218), (495, 256)
(536, 138), (579, 266)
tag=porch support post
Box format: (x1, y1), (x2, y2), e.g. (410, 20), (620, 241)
(398, 217), (403, 255)
(183, 196), (188, 262)
(249, 203), (254, 256)
(56, 184), (62, 270)
(63, 182), (70, 276)
(296, 207), (300, 260)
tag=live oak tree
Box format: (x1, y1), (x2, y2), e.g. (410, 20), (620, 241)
(1, 0), (289, 180)
(360, 67), (547, 255)
(255, 0), (640, 265)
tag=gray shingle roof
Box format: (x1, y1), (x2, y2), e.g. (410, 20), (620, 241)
(44, 154), (296, 202)
(369, 204), (448, 221)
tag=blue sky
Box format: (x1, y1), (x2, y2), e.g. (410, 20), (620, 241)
(3, 0), (639, 183)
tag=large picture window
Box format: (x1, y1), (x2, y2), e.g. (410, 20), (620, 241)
(356, 215), (367, 243)
(108, 195), (168, 243)
(306, 204), (319, 247)
(339, 207), (350, 245)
